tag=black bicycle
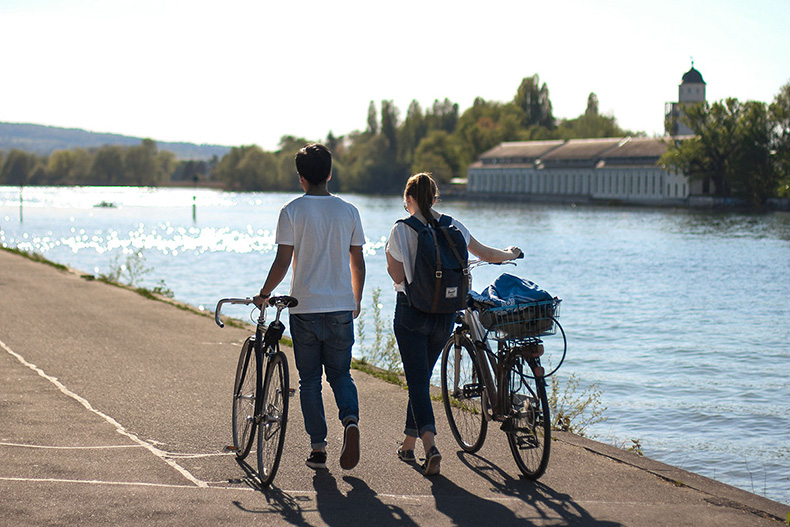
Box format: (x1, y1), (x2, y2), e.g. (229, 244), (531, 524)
(215, 295), (298, 486)
(441, 260), (565, 479)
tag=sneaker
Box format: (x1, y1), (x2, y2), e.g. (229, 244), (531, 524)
(305, 450), (327, 470)
(397, 448), (416, 462)
(339, 422), (360, 470)
(422, 446), (441, 476)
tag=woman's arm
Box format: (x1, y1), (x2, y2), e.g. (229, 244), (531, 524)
(386, 250), (406, 284)
(467, 236), (522, 263)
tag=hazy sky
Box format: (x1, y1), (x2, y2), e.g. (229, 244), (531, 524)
(1, 0), (788, 151)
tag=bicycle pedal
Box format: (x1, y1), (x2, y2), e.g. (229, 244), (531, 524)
(223, 445), (238, 453)
(288, 388), (296, 397)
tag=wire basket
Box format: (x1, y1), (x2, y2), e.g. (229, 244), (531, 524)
(478, 298), (561, 340)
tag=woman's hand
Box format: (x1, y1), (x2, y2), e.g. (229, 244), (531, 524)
(505, 246), (523, 260)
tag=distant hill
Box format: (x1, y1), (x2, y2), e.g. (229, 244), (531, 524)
(0, 122), (231, 161)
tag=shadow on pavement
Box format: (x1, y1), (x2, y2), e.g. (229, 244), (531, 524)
(446, 451), (623, 527)
(312, 471), (420, 527)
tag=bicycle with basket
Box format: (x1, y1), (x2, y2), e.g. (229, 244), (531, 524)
(440, 261), (566, 479)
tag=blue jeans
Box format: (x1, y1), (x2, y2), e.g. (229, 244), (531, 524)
(290, 311), (359, 449)
(393, 293), (456, 438)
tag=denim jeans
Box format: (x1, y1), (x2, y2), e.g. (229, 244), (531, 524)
(393, 293), (456, 438)
(290, 311), (359, 449)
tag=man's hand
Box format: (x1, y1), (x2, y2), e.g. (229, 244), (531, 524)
(253, 292), (269, 308)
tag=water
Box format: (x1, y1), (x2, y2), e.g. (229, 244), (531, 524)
(2, 186), (789, 504)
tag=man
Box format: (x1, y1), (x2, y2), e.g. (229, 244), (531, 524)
(254, 143), (365, 471)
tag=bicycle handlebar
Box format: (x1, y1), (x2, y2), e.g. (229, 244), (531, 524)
(214, 297), (253, 328)
(214, 295), (299, 328)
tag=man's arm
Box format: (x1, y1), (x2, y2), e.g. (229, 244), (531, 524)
(253, 244), (294, 307)
(349, 245), (366, 319)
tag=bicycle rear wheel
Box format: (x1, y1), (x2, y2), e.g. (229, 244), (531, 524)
(441, 334), (488, 453)
(257, 349), (289, 487)
(232, 337), (258, 459)
(506, 356), (551, 479)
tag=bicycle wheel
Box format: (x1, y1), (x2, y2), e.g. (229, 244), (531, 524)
(256, 350), (289, 487)
(506, 356), (551, 479)
(441, 334), (488, 452)
(232, 337), (258, 459)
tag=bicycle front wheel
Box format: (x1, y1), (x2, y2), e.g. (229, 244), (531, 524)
(506, 356), (551, 479)
(232, 337), (258, 459)
(257, 350), (289, 487)
(441, 334), (488, 453)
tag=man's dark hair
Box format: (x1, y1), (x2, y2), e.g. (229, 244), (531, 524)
(295, 143), (332, 185)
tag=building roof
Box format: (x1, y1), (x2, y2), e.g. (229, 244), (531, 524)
(600, 137), (669, 159)
(479, 140), (564, 160)
(682, 66), (705, 84)
(539, 138), (623, 161)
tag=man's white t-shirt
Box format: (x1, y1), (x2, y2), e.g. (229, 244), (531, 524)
(276, 194), (365, 314)
(385, 213), (471, 293)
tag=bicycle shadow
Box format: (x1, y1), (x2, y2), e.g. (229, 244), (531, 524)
(444, 451), (622, 527)
(229, 458), (312, 526)
(312, 470), (419, 527)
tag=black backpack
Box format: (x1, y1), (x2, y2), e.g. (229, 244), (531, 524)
(398, 214), (469, 313)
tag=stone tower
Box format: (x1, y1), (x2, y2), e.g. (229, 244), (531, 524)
(665, 62), (707, 136)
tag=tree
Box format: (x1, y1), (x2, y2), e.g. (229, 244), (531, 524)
(453, 98), (526, 165)
(49, 148), (91, 184)
(0, 150), (35, 185)
(398, 100), (428, 168)
(366, 101), (378, 135)
(770, 82), (790, 197)
(513, 74), (555, 130)
(89, 146), (125, 185)
(125, 139), (159, 186)
(412, 130), (464, 184)
(661, 97), (780, 207)
(425, 98), (459, 133)
(555, 93), (627, 140)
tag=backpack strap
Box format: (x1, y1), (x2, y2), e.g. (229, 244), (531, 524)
(397, 215), (443, 311)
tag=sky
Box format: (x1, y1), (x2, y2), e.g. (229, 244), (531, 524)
(1, 0), (789, 151)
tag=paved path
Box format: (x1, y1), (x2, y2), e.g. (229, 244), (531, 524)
(1, 249), (787, 526)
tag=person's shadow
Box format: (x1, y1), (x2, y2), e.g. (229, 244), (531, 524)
(313, 470), (419, 527)
(425, 451), (623, 527)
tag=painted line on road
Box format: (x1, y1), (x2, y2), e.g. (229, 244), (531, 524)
(0, 441), (144, 450)
(0, 338), (208, 488)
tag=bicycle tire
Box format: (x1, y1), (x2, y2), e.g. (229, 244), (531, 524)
(232, 337), (258, 459)
(506, 356), (551, 479)
(441, 334), (488, 453)
(256, 349), (289, 487)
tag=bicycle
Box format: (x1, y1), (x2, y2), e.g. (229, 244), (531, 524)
(215, 295), (298, 486)
(440, 260), (565, 480)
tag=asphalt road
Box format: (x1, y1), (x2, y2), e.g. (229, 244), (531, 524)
(1, 249), (787, 526)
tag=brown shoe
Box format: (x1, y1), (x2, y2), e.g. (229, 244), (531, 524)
(339, 422), (360, 470)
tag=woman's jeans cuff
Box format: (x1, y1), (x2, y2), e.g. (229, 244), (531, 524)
(404, 425), (436, 438)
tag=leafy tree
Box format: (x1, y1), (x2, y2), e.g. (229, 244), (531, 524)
(380, 99), (399, 165)
(125, 139), (159, 186)
(513, 74), (555, 129)
(89, 146), (125, 185)
(366, 101), (378, 135)
(661, 97), (780, 207)
(453, 98), (526, 165)
(0, 150), (36, 185)
(397, 100), (428, 168)
(425, 98), (459, 134)
(554, 93), (627, 140)
(49, 148), (91, 185)
(412, 130), (464, 184)
(770, 82), (790, 197)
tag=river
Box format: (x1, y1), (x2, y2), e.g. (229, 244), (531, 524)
(1, 185), (788, 504)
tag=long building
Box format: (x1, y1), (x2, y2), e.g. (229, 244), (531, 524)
(466, 136), (697, 205)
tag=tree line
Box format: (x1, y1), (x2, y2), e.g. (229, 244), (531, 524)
(0, 74), (633, 194)
(661, 82), (790, 207)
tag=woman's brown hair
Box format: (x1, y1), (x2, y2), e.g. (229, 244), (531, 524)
(404, 172), (438, 224)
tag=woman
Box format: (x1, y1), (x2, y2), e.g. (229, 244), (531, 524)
(385, 173), (522, 476)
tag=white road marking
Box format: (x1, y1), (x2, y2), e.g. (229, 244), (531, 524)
(1, 338), (208, 488)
